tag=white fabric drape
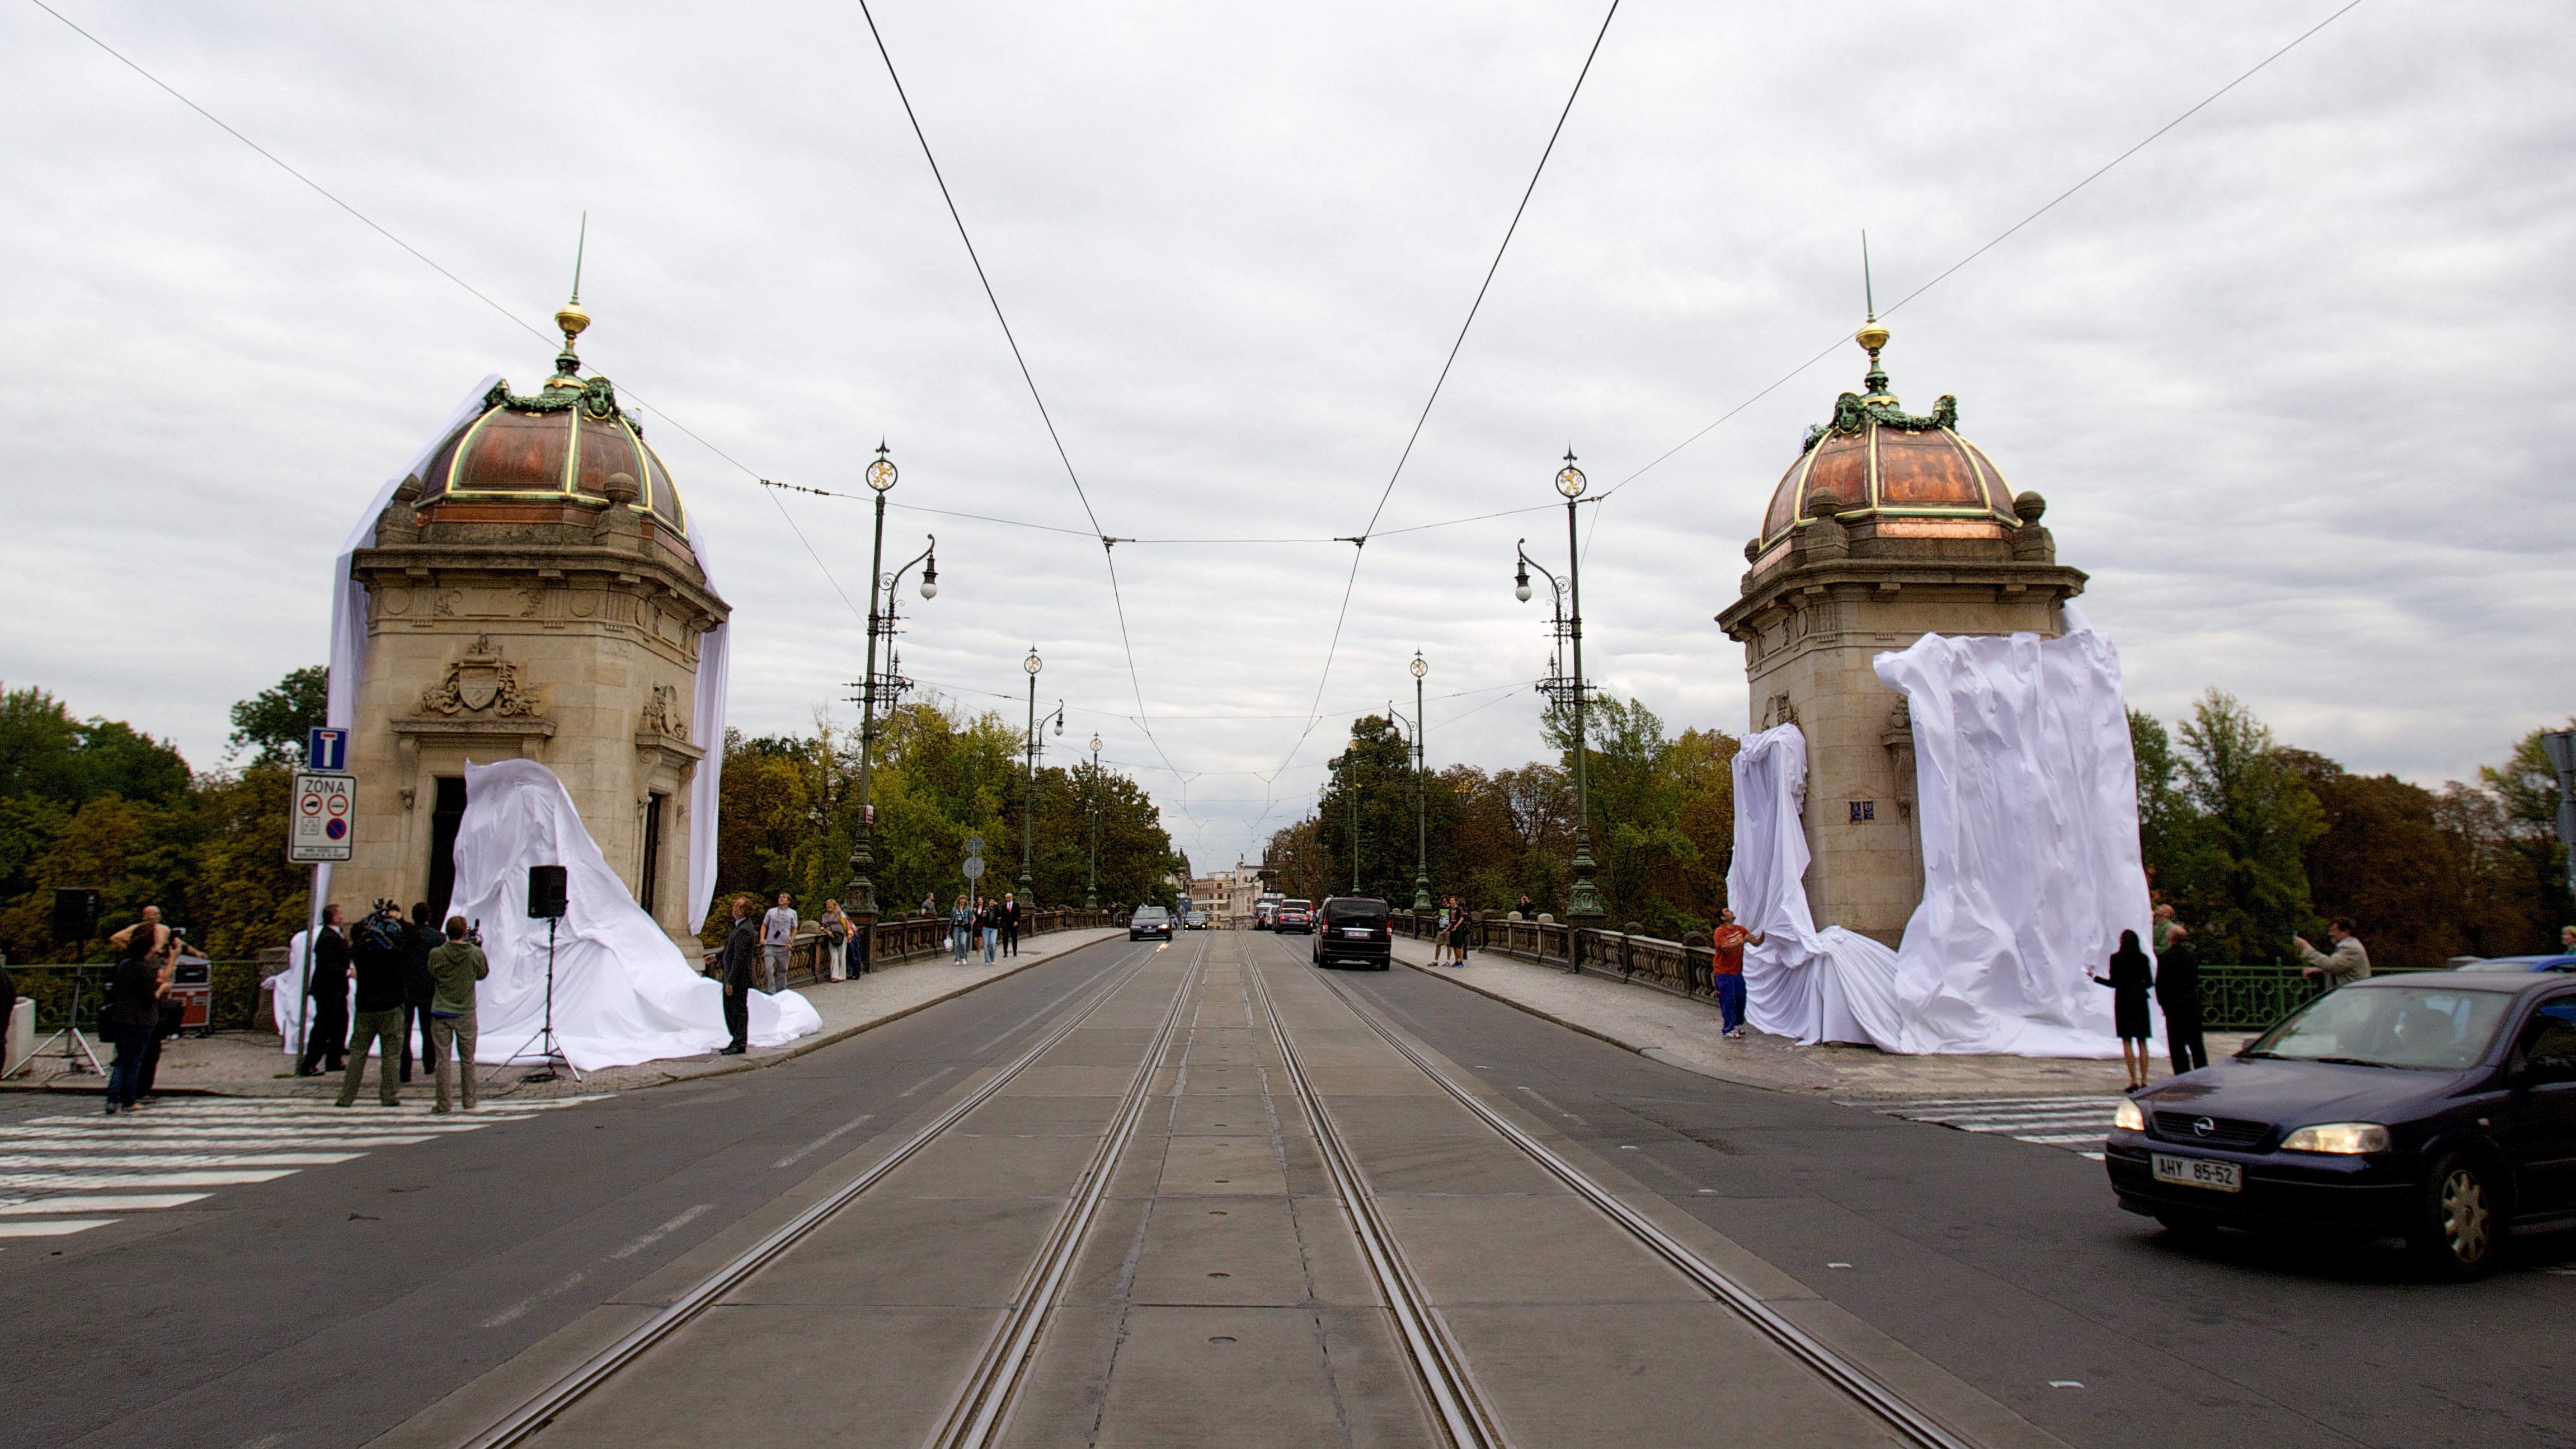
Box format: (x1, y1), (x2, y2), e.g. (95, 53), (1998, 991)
(680, 510), (727, 934)
(1727, 608), (2151, 1057)
(308, 378), (501, 953)
(446, 758), (815, 1070)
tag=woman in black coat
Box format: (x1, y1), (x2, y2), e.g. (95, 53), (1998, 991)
(2091, 929), (2156, 1092)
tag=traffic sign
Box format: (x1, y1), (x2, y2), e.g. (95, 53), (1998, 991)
(289, 771), (356, 863)
(965, 834), (985, 856)
(963, 856), (986, 880)
(307, 728), (349, 772)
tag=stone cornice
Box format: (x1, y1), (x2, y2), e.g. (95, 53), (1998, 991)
(352, 541), (728, 628)
(1716, 556), (2087, 638)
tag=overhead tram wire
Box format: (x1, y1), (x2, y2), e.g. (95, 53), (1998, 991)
(848, 1), (1193, 800)
(1274, 0), (1623, 781)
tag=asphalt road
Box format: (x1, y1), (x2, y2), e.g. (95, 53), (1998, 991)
(6, 928), (2569, 1449)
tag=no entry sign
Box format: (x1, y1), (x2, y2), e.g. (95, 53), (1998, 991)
(289, 771), (356, 863)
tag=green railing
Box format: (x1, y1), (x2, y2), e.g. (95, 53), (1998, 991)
(2194, 963), (2443, 1033)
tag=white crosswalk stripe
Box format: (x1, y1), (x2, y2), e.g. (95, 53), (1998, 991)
(1869, 1095), (2122, 1160)
(0, 1096), (599, 1238)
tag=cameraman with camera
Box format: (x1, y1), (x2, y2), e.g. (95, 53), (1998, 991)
(335, 901), (411, 1108)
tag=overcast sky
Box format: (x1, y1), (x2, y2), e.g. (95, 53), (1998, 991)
(4, 1), (2570, 873)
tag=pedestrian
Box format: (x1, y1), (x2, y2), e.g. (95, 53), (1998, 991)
(298, 904), (350, 1077)
(1001, 892), (1022, 958)
(760, 892), (797, 993)
(949, 895), (971, 962)
(337, 903), (408, 1108)
(817, 899), (849, 982)
(2150, 902), (2180, 954)
(2155, 924), (2207, 1077)
(719, 895), (758, 1054)
(0, 957), (15, 1078)
(2563, 925), (2576, 953)
(2293, 918), (2371, 988)
(980, 896), (999, 963)
(921, 892), (938, 917)
(108, 906), (176, 1103)
(1450, 900), (1475, 964)
(2091, 929), (2156, 1092)
(1513, 893), (1535, 921)
(102, 923), (166, 1114)
(421, 914), (487, 1113)
(399, 902), (437, 1083)
(1707, 908), (1764, 1039)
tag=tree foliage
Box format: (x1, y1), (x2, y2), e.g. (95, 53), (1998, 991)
(225, 665), (328, 766)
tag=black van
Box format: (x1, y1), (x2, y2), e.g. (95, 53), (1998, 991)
(1312, 897), (1393, 970)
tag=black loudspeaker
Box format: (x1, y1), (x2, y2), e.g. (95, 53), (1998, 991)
(53, 887), (101, 942)
(527, 865), (569, 920)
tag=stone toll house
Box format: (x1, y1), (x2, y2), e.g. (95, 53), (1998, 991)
(1717, 320), (2087, 945)
(336, 296), (728, 951)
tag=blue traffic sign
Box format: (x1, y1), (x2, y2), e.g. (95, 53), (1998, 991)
(307, 727), (349, 772)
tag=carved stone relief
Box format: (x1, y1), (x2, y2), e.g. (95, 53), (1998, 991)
(418, 635), (543, 718)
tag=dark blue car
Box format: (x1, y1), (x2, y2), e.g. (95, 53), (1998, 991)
(2105, 972), (2576, 1277)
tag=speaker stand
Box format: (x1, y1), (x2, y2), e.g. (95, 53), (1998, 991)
(3, 961), (106, 1079)
(489, 916), (582, 1086)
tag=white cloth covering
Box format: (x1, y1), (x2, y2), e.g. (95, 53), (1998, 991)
(680, 508), (728, 934)
(1728, 608), (2152, 1057)
(443, 758), (817, 1070)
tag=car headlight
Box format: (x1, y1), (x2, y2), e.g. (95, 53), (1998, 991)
(2279, 1122), (2390, 1155)
(2111, 1098), (2145, 1132)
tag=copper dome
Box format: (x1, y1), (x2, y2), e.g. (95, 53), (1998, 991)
(413, 304), (687, 536)
(1754, 326), (2017, 561)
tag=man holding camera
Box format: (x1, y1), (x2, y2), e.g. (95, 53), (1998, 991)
(424, 914), (488, 1113)
(336, 903), (410, 1108)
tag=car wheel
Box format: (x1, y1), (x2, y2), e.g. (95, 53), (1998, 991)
(2407, 1152), (2501, 1279)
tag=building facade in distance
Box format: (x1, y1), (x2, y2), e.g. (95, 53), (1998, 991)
(1715, 321), (2086, 946)
(334, 300), (728, 949)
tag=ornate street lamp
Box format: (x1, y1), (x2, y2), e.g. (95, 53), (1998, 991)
(1017, 649), (1060, 903)
(1515, 450), (1602, 922)
(1409, 653), (1432, 912)
(844, 443), (937, 937)
(1085, 734), (1103, 909)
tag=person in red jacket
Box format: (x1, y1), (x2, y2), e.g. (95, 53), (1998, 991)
(1708, 908), (1765, 1040)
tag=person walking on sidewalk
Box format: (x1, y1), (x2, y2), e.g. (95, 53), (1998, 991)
(720, 896), (758, 1054)
(950, 895), (972, 962)
(2091, 929), (2156, 1092)
(2293, 918), (2371, 988)
(298, 906), (350, 1077)
(979, 897), (999, 963)
(818, 899), (849, 982)
(2155, 923), (2207, 1076)
(102, 923), (166, 1114)
(1708, 908), (1764, 1039)
(760, 892), (798, 993)
(336, 904), (410, 1108)
(425, 915), (488, 1113)
(1000, 892), (1022, 957)
(399, 902), (437, 1084)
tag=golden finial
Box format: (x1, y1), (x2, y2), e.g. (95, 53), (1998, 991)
(546, 213), (590, 389)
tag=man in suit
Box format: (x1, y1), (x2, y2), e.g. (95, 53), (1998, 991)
(1000, 892), (1023, 958)
(2293, 918), (2371, 988)
(719, 896), (758, 1055)
(298, 905), (350, 1077)
(2155, 922), (2207, 1076)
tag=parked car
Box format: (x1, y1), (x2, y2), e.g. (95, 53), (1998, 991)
(2452, 954), (2576, 973)
(1129, 906), (1174, 942)
(2103, 972), (2576, 1277)
(1272, 899), (1314, 935)
(1312, 897), (1392, 970)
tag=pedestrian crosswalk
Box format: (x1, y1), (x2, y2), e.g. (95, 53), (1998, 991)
(1868, 1095), (2121, 1160)
(0, 1095), (598, 1240)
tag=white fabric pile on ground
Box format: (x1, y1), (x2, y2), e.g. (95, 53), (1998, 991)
(1728, 607), (2152, 1057)
(273, 760), (816, 1069)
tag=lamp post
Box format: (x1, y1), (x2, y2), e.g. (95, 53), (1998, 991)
(1515, 451), (1602, 922)
(1085, 734), (1103, 909)
(1408, 653), (1431, 912)
(844, 443), (937, 932)
(1017, 649), (1060, 904)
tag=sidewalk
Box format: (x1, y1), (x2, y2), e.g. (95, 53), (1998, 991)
(2, 928), (1128, 1103)
(1389, 936), (2249, 1101)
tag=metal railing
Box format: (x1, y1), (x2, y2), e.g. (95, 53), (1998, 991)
(732, 908), (1115, 989)
(1390, 913), (2446, 1035)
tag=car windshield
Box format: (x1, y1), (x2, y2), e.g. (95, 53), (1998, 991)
(2245, 985), (2516, 1071)
(1135, 908), (1167, 920)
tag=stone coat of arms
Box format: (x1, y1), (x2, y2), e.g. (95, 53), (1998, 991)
(420, 635), (542, 718)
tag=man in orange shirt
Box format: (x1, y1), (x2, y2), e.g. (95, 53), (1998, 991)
(1708, 908), (1764, 1040)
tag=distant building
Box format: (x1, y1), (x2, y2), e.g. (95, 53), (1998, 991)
(1715, 321), (2085, 946)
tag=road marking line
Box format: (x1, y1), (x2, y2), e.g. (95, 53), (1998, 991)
(610, 1203), (713, 1260)
(0, 1170), (299, 1189)
(0, 1218), (116, 1236)
(0, 1153), (363, 1169)
(481, 1269), (588, 1329)
(0, 1193), (211, 1214)
(775, 1114), (878, 1169)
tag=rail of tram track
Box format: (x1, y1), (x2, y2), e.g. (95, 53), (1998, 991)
(454, 925), (1987, 1449)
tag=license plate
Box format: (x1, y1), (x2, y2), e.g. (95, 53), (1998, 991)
(1342, 927), (1372, 937)
(2152, 1153), (2242, 1193)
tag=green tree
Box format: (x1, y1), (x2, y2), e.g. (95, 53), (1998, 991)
(2147, 690), (2323, 963)
(226, 665), (328, 766)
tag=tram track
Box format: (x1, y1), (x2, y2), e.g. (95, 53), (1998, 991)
(455, 935), (1204, 1449)
(1248, 930), (1988, 1449)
